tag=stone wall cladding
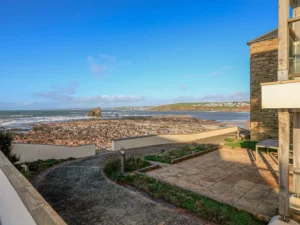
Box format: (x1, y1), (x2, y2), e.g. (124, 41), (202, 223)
(250, 38), (279, 141)
(250, 38), (279, 56)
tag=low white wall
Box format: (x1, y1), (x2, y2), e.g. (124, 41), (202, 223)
(0, 169), (36, 225)
(0, 151), (67, 225)
(12, 143), (96, 163)
(112, 126), (239, 151)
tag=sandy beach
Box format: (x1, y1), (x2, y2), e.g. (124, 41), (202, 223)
(14, 116), (225, 150)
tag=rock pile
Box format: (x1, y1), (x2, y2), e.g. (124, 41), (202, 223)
(14, 116), (224, 150)
(88, 107), (101, 117)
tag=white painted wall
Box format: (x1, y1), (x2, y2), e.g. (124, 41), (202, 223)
(261, 80), (300, 108)
(12, 143), (95, 163)
(0, 169), (36, 225)
(112, 127), (239, 151)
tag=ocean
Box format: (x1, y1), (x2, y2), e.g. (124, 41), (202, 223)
(0, 110), (250, 131)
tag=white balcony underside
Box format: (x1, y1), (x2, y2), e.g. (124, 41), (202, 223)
(261, 80), (300, 109)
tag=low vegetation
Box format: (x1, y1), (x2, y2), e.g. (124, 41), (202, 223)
(104, 157), (151, 180)
(103, 158), (267, 225)
(224, 137), (236, 143)
(0, 127), (19, 163)
(16, 158), (74, 179)
(224, 139), (258, 151)
(144, 144), (216, 163)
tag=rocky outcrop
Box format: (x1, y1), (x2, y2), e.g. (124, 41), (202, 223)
(88, 107), (101, 117)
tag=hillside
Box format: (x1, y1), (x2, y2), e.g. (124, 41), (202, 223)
(148, 102), (250, 112)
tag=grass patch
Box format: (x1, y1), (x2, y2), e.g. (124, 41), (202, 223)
(224, 140), (258, 151)
(16, 158), (75, 179)
(143, 144), (216, 163)
(104, 162), (267, 225)
(224, 137), (236, 143)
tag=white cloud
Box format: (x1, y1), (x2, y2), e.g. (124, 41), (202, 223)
(199, 92), (249, 102)
(35, 81), (145, 104)
(53, 80), (79, 95)
(179, 85), (188, 91)
(90, 63), (106, 74)
(36, 81), (79, 101)
(204, 66), (233, 77)
(73, 95), (145, 103)
(172, 92), (249, 103)
(88, 54), (116, 77)
(23, 101), (36, 106)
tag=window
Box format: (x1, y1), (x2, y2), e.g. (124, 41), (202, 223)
(289, 20), (300, 77)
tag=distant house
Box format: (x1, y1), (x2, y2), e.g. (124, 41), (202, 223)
(247, 29), (280, 141)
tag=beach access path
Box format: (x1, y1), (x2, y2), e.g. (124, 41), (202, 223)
(33, 134), (232, 225)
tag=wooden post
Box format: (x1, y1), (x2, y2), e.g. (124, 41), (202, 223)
(277, 0), (291, 219)
(278, 0), (290, 76)
(294, 112), (300, 197)
(278, 110), (290, 219)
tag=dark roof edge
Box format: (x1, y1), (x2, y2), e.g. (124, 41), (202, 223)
(247, 28), (278, 45)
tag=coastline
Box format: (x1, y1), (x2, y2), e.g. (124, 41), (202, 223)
(147, 108), (250, 112)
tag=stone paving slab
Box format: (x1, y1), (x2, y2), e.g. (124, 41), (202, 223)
(30, 133), (238, 225)
(34, 154), (211, 225)
(146, 147), (294, 218)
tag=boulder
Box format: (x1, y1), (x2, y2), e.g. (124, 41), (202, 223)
(88, 107), (101, 117)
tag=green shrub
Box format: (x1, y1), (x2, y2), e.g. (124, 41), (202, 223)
(104, 157), (151, 181)
(0, 127), (19, 163)
(26, 159), (58, 171)
(16, 158), (75, 179)
(225, 140), (258, 151)
(144, 144), (216, 163)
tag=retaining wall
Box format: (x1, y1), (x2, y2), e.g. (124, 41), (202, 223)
(112, 126), (239, 151)
(0, 151), (66, 225)
(12, 143), (95, 163)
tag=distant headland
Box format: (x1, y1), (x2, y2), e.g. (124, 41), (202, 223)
(113, 102), (250, 112)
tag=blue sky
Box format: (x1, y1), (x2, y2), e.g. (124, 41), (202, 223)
(0, 0), (278, 109)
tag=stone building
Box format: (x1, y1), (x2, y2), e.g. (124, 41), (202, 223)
(248, 29), (279, 141)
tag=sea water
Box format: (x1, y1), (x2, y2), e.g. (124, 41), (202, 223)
(0, 109), (250, 131)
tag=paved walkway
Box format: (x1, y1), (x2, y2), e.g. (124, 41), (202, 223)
(34, 152), (211, 225)
(147, 147), (293, 218)
(33, 134), (235, 225)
